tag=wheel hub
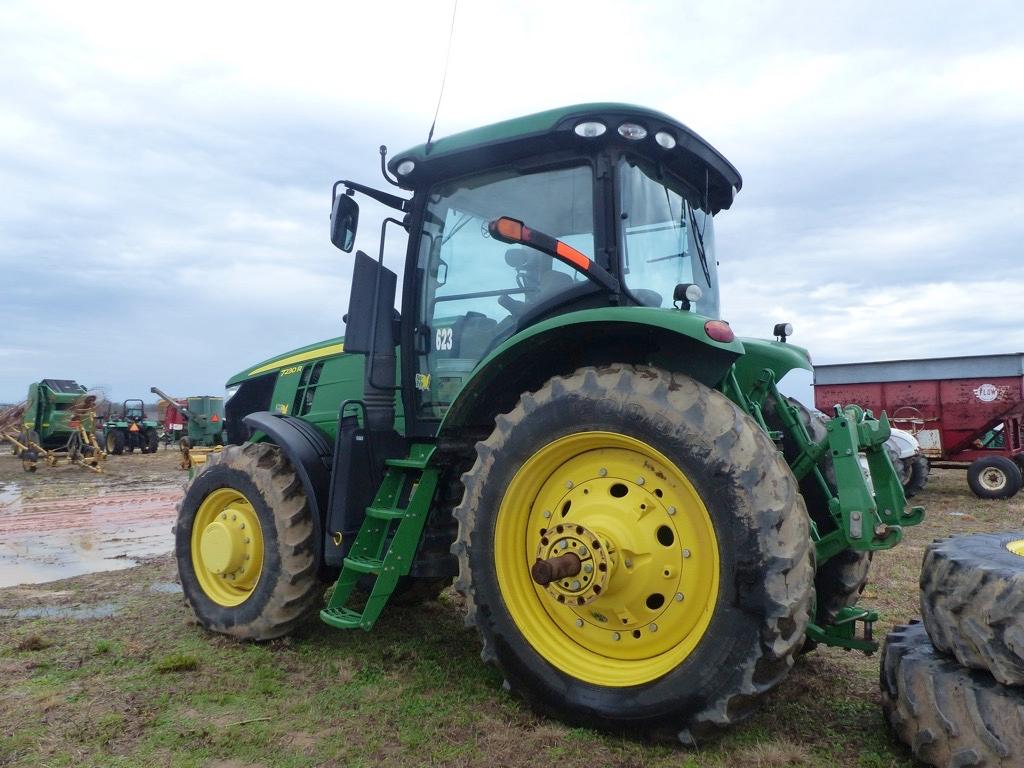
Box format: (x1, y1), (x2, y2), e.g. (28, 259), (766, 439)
(534, 522), (610, 606)
(191, 489), (264, 606)
(495, 432), (719, 685)
(981, 468), (1007, 491)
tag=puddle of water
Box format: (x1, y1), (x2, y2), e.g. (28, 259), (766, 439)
(0, 520), (174, 588)
(0, 601), (119, 620)
(149, 581), (182, 594)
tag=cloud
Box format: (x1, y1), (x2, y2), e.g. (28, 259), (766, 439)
(0, 0), (1022, 402)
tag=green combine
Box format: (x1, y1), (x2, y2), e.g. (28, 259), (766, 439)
(177, 104), (924, 740)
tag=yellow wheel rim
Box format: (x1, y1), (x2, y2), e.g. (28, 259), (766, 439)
(494, 432), (719, 687)
(191, 488), (264, 607)
(1007, 540), (1024, 557)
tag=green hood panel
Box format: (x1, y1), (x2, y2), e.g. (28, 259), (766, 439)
(227, 337), (345, 386)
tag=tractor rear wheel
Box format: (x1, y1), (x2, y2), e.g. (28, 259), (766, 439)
(763, 397), (871, 624)
(176, 442), (322, 640)
(143, 428), (159, 454)
(106, 429), (125, 455)
(902, 455), (930, 498)
(453, 366), (813, 740)
(967, 456), (1022, 500)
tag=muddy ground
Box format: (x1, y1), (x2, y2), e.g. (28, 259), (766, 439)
(0, 448), (184, 588)
(1, 460), (1022, 767)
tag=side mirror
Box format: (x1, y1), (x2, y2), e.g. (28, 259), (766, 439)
(330, 193), (359, 252)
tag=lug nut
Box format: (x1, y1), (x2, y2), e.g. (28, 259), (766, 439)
(599, 468), (607, 477)
(675, 592), (684, 602)
(240, 522), (245, 530)
(570, 580), (581, 590)
(667, 506), (677, 516)
(624, 559), (633, 568)
(575, 618), (584, 628)
(543, 510), (551, 519)
(559, 540), (569, 550)
(612, 632), (620, 641)
(566, 480), (574, 489)
(682, 549), (691, 558)
(578, 545), (588, 557)
(583, 563), (594, 574)
(636, 477), (645, 486)
(650, 623), (658, 632)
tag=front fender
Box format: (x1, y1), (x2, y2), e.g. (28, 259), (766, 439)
(439, 307), (744, 435)
(242, 412), (331, 552)
(732, 337), (813, 394)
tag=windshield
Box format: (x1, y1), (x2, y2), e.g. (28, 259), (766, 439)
(617, 157), (720, 317)
(415, 164), (595, 417)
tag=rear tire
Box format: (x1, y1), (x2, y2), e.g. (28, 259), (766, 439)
(143, 428), (159, 454)
(881, 622), (1024, 768)
(967, 456), (1022, 499)
(920, 533), (1024, 685)
(176, 443), (322, 640)
(902, 455), (929, 498)
(106, 429), (125, 455)
(763, 397), (871, 623)
(453, 366), (813, 739)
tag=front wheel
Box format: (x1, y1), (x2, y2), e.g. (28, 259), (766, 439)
(106, 429), (125, 455)
(176, 442), (322, 640)
(453, 366), (813, 740)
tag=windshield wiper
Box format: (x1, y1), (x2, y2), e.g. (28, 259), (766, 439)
(686, 206), (712, 285)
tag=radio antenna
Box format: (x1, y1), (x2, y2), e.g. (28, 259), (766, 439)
(425, 0), (459, 154)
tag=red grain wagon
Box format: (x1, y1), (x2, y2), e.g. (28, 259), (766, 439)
(814, 353), (1024, 499)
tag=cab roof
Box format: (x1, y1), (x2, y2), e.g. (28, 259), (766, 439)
(388, 103), (743, 213)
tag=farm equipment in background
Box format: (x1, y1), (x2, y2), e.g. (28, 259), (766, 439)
(99, 399), (159, 455)
(0, 380), (105, 472)
(150, 387), (225, 448)
(150, 387), (225, 472)
(175, 103), (925, 740)
(815, 353), (1024, 499)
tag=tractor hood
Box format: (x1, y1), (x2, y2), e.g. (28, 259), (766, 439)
(388, 103), (743, 214)
(227, 337), (345, 387)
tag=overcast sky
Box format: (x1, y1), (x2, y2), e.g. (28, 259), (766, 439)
(1, 0), (1021, 404)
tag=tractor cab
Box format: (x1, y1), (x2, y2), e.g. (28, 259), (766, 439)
(331, 104), (742, 427)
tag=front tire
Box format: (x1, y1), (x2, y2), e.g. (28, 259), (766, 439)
(176, 442), (321, 640)
(453, 366), (813, 739)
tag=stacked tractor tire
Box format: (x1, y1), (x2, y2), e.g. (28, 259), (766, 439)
(881, 533), (1024, 766)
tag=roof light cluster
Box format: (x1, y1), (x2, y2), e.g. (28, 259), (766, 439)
(396, 160), (416, 176)
(574, 120), (677, 149)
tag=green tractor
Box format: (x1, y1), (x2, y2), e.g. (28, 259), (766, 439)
(177, 104), (924, 740)
(101, 399), (159, 455)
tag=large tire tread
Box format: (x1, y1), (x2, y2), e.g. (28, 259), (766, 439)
(921, 532), (1024, 686)
(452, 365), (813, 740)
(881, 622), (1024, 767)
(176, 442), (321, 641)
(763, 396), (871, 623)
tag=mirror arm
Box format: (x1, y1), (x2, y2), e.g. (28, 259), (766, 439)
(334, 179), (409, 212)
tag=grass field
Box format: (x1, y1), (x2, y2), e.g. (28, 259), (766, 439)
(1, 467), (1021, 768)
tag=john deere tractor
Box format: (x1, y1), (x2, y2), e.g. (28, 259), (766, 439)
(101, 399), (159, 454)
(177, 104), (923, 740)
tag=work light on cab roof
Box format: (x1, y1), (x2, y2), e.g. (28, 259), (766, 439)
(187, 102), (924, 745)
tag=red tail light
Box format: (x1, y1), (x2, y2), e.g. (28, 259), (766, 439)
(704, 320), (735, 343)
